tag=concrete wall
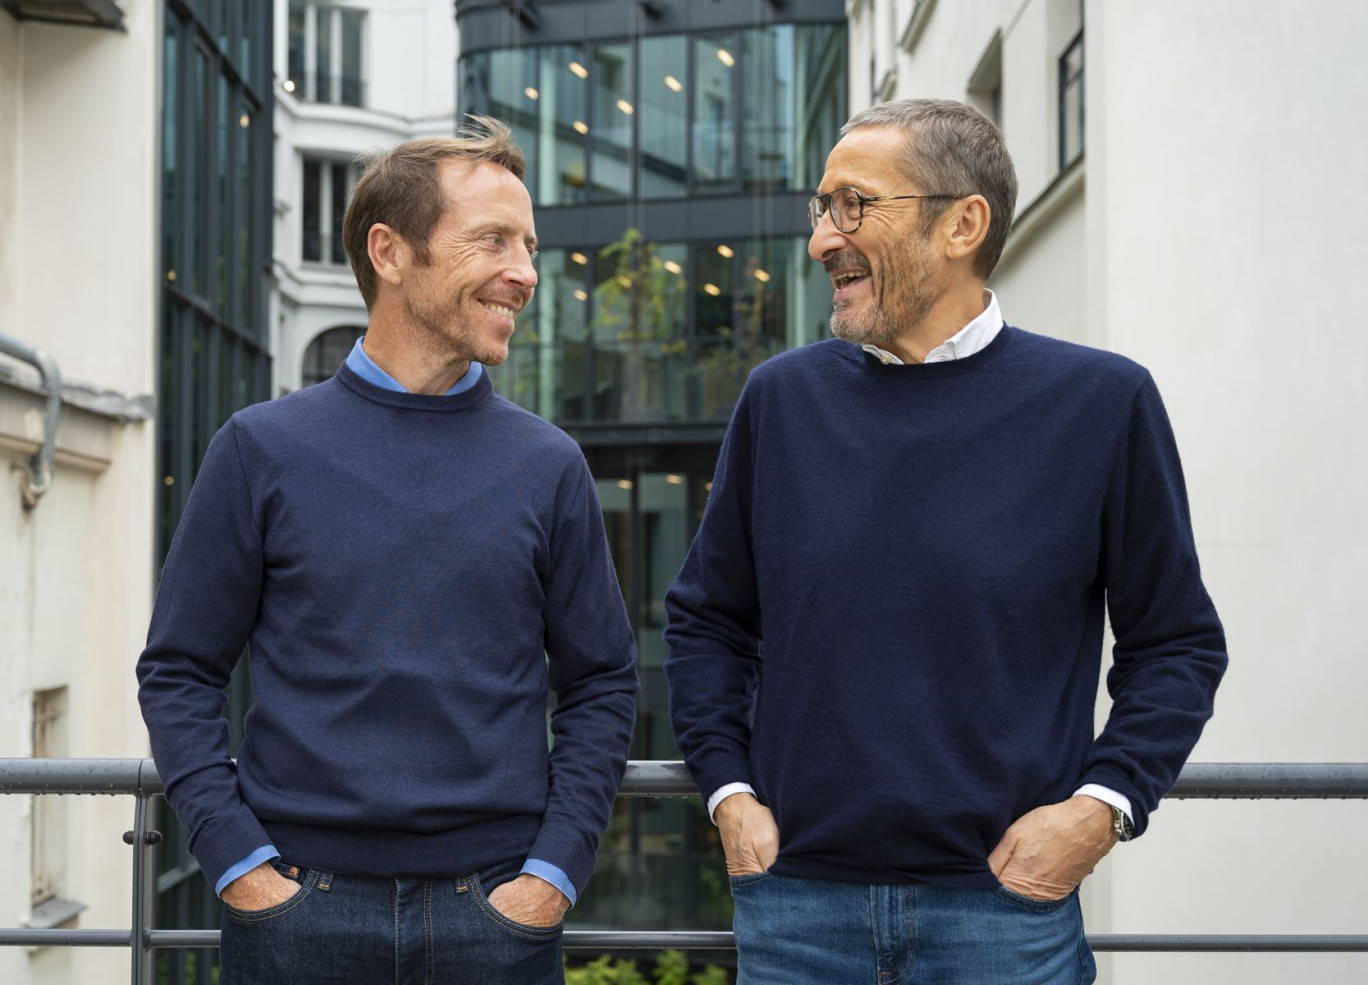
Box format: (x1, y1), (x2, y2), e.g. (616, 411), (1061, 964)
(0, 2), (158, 982)
(849, 0), (1368, 980)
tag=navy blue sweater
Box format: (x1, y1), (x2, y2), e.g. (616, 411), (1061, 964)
(664, 328), (1226, 889)
(137, 364), (638, 894)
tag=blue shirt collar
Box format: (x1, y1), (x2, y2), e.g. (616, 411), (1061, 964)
(344, 337), (484, 396)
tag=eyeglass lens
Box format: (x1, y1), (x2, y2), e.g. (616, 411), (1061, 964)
(810, 188), (863, 232)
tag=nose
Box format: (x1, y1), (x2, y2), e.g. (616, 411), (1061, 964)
(506, 246), (538, 290)
(808, 212), (849, 263)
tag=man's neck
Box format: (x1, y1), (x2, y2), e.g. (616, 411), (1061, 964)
(884, 283), (990, 365)
(362, 317), (472, 395)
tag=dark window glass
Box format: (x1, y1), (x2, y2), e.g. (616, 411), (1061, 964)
(486, 49), (538, 195)
(191, 48), (207, 296)
(1060, 31), (1084, 169)
(217, 75), (230, 315)
(287, 3), (305, 93)
(591, 42), (633, 200)
(163, 32), (178, 281)
(238, 106), (253, 329)
(240, 0), (252, 77)
(340, 9), (364, 107)
(315, 6), (332, 103)
(795, 24), (847, 190)
(637, 35), (687, 199)
(302, 326), (361, 387)
(330, 162), (348, 265)
(742, 26), (793, 191)
(692, 35), (736, 193)
(303, 158), (322, 261)
(543, 44), (589, 205)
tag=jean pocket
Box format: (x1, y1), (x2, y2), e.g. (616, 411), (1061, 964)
(994, 883), (1075, 912)
(727, 870), (774, 890)
(470, 873), (564, 939)
(223, 867), (316, 923)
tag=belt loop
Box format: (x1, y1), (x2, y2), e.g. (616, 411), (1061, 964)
(316, 872), (334, 892)
(455, 876), (469, 893)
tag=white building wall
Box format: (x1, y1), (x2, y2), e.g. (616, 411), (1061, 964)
(0, 2), (159, 983)
(271, 0), (457, 395)
(848, 0), (1368, 981)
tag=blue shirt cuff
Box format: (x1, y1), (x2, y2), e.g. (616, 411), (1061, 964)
(520, 857), (577, 907)
(214, 845), (281, 897)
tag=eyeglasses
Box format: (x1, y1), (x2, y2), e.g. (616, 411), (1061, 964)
(807, 186), (971, 234)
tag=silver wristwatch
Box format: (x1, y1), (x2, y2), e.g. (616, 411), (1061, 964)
(1110, 805), (1134, 842)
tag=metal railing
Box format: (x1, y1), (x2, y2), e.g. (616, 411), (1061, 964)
(1, 759), (1367, 983)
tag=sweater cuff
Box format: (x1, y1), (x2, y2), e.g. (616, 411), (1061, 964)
(187, 806), (274, 892)
(526, 815), (597, 897)
(521, 858), (577, 907)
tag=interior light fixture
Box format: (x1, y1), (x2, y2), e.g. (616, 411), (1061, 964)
(754, 269), (771, 282)
(664, 74), (683, 92)
(616, 99), (635, 115)
(573, 289), (588, 301)
(239, 114), (251, 128)
(665, 474), (684, 485)
(283, 79), (297, 93)
(573, 120), (589, 134)
(571, 252), (588, 265)
(703, 283), (721, 296)
(716, 244), (734, 258)
(569, 61), (589, 78)
(525, 86), (539, 100)
(663, 260), (683, 275)
(717, 48), (735, 67)
(705, 481), (714, 492)
(618, 479), (634, 490)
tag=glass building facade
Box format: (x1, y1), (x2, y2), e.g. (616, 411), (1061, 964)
(456, 0), (847, 937)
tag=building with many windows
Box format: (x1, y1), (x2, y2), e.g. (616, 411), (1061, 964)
(848, 1), (1368, 982)
(271, 0), (457, 395)
(455, 0), (847, 934)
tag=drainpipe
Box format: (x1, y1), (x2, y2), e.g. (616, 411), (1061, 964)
(0, 333), (62, 510)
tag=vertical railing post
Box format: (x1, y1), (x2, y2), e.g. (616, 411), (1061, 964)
(129, 791), (156, 985)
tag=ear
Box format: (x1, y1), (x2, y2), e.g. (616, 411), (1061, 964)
(368, 223), (407, 290)
(942, 195), (991, 266)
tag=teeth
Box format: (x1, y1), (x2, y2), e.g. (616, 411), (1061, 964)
(483, 302), (516, 318)
(834, 273), (866, 287)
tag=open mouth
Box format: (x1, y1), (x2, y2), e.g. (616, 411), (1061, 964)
(832, 271), (870, 297)
(480, 300), (519, 319)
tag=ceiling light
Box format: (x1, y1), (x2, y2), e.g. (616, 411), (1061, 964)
(705, 481), (713, 492)
(569, 61), (588, 78)
(573, 120), (589, 134)
(573, 289), (588, 301)
(525, 86), (539, 100)
(571, 251), (588, 265)
(754, 269), (771, 282)
(239, 114), (250, 128)
(664, 74), (682, 92)
(703, 283), (721, 296)
(717, 49), (735, 68)
(665, 474), (684, 485)
(617, 479), (633, 490)
(716, 244), (734, 258)
(663, 260), (683, 275)
(616, 99), (634, 115)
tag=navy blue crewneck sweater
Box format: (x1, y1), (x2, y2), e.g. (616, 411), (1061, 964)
(138, 364), (638, 894)
(664, 328), (1226, 889)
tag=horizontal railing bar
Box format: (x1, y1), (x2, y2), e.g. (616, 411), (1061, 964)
(3, 929), (1367, 952)
(3, 759), (1368, 799)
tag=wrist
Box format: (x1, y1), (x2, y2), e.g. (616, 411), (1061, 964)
(713, 791), (759, 826)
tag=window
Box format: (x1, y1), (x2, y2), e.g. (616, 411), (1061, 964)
(967, 31), (1003, 128)
(302, 326), (363, 387)
(31, 688), (68, 909)
(1059, 29), (1084, 169)
(286, 3), (365, 107)
(302, 156), (356, 265)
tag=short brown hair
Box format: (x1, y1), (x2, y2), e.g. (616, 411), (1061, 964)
(342, 115), (528, 308)
(842, 99), (1018, 280)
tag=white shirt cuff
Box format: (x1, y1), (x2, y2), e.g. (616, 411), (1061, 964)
(706, 782), (757, 823)
(1074, 783), (1133, 823)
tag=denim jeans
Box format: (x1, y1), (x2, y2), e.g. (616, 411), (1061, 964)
(219, 858), (563, 985)
(730, 871), (1096, 985)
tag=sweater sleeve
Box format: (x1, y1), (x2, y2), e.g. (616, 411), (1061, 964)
(135, 418), (271, 890)
(1079, 373), (1227, 836)
(662, 385), (764, 804)
(526, 460), (640, 897)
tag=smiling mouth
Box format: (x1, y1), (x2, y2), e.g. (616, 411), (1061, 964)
(832, 272), (869, 289)
(480, 301), (519, 319)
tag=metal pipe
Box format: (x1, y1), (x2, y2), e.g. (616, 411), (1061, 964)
(0, 333), (62, 508)
(4, 759), (1368, 799)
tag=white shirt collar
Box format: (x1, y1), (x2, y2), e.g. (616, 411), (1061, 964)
(861, 290), (1004, 366)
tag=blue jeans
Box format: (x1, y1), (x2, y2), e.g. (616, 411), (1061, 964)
(219, 858), (563, 985)
(730, 871), (1096, 985)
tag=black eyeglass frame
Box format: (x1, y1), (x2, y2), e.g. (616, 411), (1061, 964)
(807, 186), (973, 234)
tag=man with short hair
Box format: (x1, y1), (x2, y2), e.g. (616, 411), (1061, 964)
(665, 99), (1226, 984)
(138, 118), (637, 984)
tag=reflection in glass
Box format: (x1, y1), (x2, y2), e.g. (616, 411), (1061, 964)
(638, 36), (688, 199)
(592, 43), (633, 200)
(692, 35), (736, 192)
(340, 9), (364, 107)
(795, 24), (847, 190)
(302, 159), (321, 261)
(287, 3), (304, 93)
(499, 249), (589, 421)
(315, 7), (332, 103)
(543, 45), (589, 204)
(743, 26), (793, 190)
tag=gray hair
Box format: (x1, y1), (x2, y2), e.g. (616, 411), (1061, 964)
(842, 99), (1018, 280)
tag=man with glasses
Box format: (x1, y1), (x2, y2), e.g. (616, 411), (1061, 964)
(665, 99), (1226, 983)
